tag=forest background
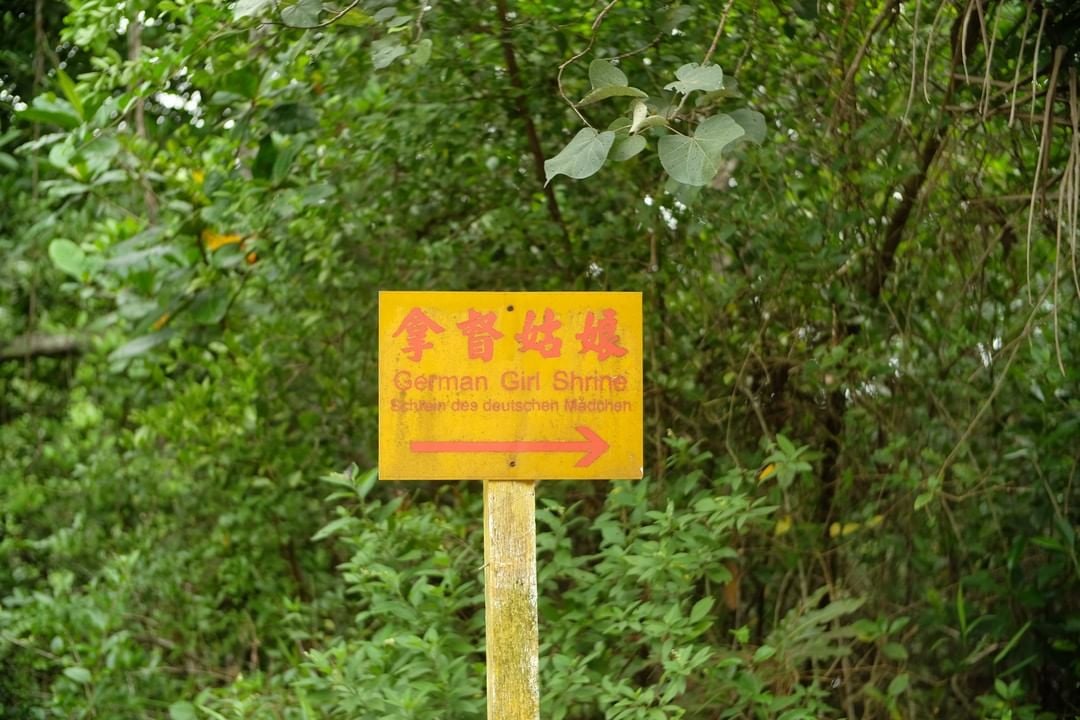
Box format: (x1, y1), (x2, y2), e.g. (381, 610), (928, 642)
(1, 0), (1078, 718)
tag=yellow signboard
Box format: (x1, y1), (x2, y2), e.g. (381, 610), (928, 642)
(379, 291), (643, 480)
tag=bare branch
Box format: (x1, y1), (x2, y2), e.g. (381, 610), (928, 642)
(0, 333), (83, 362)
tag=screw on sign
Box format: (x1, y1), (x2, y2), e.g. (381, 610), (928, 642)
(379, 291), (643, 720)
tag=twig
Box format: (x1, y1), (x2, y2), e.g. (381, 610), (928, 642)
(262, 0), (363, 29)
(902, 0), (921, 121)
(671, 0), (735, 121)
(922, 0), (950, 103)
(959, 0), (974, 83)
(937, 278), (1055, 480)
(1052, 137), (1068, 375)
(1029, 7), (1048, 120)
(831, 0), (900, 133)
(1007, 0), (1032, 127)
(1024, 45), (1066, 302)
(979, 0), (1000, 119)
(555, 0), (621, 126)
(1070, 68), (1080, 301)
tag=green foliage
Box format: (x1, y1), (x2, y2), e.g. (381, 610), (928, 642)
(2, 0), (1079, 718)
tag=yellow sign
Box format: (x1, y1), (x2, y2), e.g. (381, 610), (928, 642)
(379, 291), (643, 480)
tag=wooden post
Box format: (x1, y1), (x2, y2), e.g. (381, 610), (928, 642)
(483, 479), (539, 720)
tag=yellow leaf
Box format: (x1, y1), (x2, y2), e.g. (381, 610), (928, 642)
(757, 463), (777, 482)
(201, 228), (243, 252)
(151, 313), (170, 331)
(192, 169), (205, 185)
(828, 522), (841, 538)
(841, 522), (861, 536)
(866, 514), (884, 529)
(774, 515), (793, 536)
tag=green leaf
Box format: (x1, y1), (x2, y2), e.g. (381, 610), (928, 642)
(18, 96), (81, 130)
(411, 38), (433, 66)
(253, 135), (277, 180)
(371, 38), (407, 70)
(578, 85), (648, 106)
(233, 0), (273, 19)
(610, 134), (646, 161)
(852, 618), (881, 641)
(544, 128), (615, 183)
(914, 492), (934, 510)
(108, 330), (176, 363)
(335, 7), (372, 26)
(662, 5), (694, 32)
(49, 239), (86, 278)
(664, 63), (724, 94)
(729, 108), (766, 145)
(281, 0), (321, 27)
(589, 59), (627, 89)
(775, 433), (798, 456)
(55, 69), (84, 120)
(169, 701), (198, 720)
(312, 515), (358, 541)
(657, 114), (744, 186)
(882, 642), (908, 661)
(993, 620), (1032, 663)
(689, 596), (714, 623)
(63, 667), (92, 684)
(752, 644), (777, 662)
(189, 288), (232, 325)
(355, 467), (379, 499)
(0, 129), (20, 150)
(887, 673), (909, 697)
(268, 103), (318, 133)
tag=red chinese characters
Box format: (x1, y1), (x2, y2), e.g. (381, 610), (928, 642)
(576, 309), (628, 360)
(392, 308), (445, 361)
(394, 306), (630, 361)
(515, 309), (563, 358)
(456, 309), (503, 362)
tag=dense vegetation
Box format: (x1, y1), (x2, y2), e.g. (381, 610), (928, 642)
(1, 0), (1078, 718)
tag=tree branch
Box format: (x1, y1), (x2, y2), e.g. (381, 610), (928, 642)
(866, 131), (945, 299)
(0, 333), (83, 362)
(493, 0), (570, 248)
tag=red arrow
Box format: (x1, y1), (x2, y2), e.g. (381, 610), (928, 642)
(410, 426), (609, 467)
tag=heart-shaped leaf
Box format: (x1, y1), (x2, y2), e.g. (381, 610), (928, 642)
(665, 63), (725, 94)
(578, 85), (648, 106)
(658, 113), (744, 186)
(610, 135), (646, 161)
(544, 128), (615, 183)
(281, 0), (322, 27)
(729, 108), (766, 145)
(589, 59), (627, 89)
(233, 0), (273, 19)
